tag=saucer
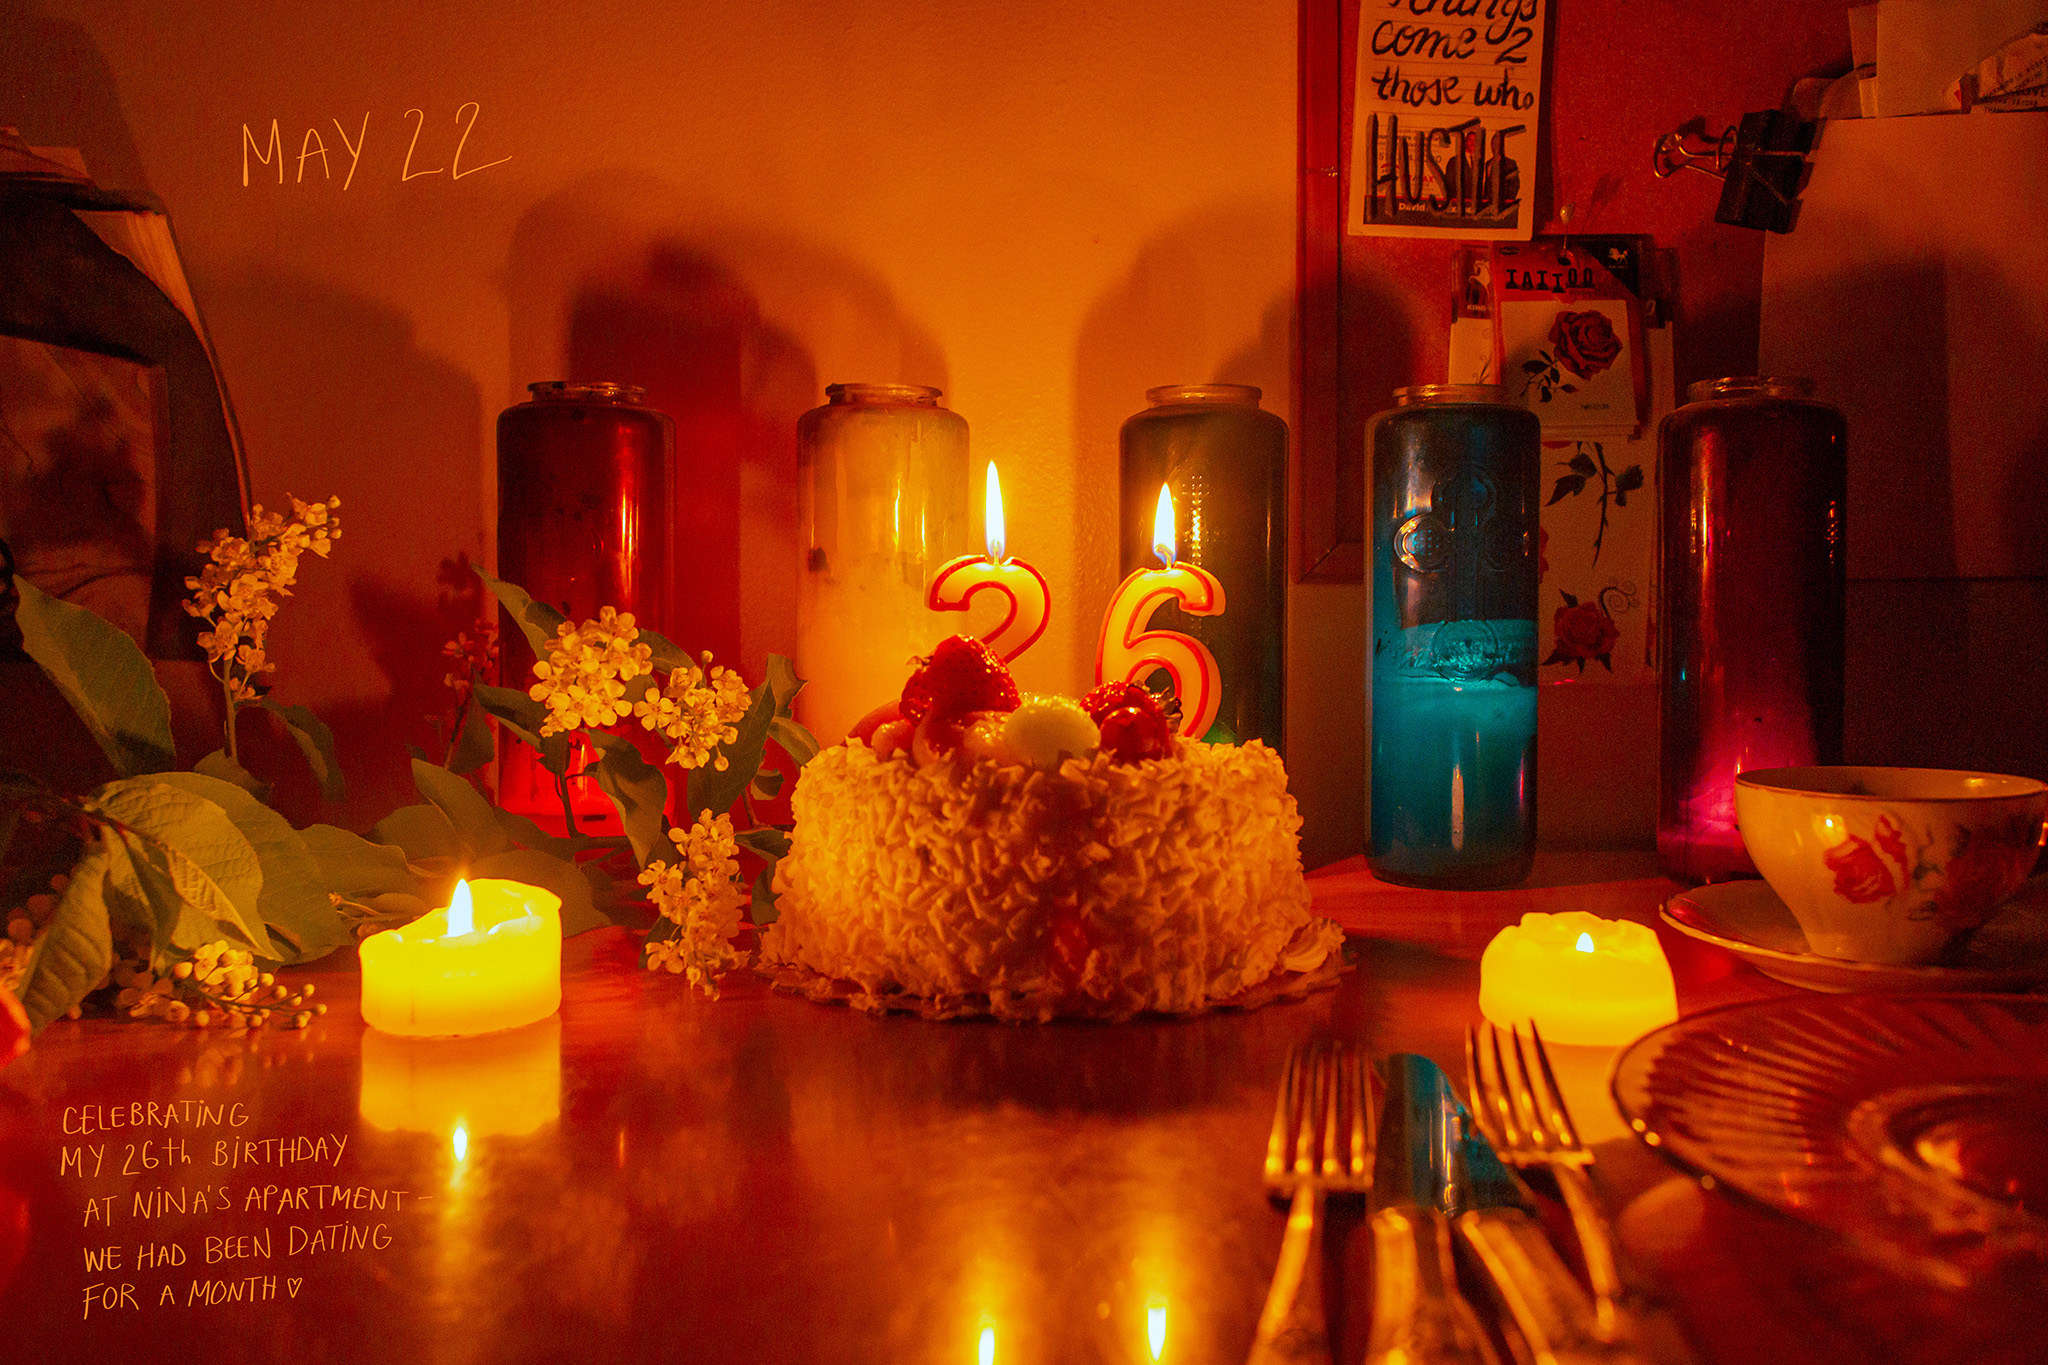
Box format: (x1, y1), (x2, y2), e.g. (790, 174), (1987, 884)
(1662, 876), (2048, 993)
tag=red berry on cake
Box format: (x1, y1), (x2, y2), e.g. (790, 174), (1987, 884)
(1045, 902), (1100, 988)
(1080, 680), (1168, 727)
(868, 717), (916, 759)
(901, 635), (1021, 722)
(1096, 704), (1175, 763)
(911, 713), (969, 766)
(848, 699), (903, 745)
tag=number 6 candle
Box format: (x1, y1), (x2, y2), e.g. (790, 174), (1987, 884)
(1096, 485), (1227, 740)
(925, 463), (1050, 662)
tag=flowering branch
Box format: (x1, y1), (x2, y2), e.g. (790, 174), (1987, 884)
(182, 496), (341, 763)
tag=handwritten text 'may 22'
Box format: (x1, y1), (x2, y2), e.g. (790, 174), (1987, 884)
(242, 104), (509, 190)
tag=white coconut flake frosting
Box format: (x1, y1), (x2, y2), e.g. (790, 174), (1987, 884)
(761, 737), (1343, 1021)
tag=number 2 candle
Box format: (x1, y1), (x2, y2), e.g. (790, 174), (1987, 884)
(926, 463), (1050, 662)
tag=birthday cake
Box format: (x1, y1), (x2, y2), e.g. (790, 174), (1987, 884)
(760, 636), (1344, 1021)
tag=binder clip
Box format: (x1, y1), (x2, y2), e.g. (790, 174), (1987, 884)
(1653, 110), (1814, 234)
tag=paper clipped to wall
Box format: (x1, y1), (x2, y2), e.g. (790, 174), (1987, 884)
(1348, 0), (1547, 240)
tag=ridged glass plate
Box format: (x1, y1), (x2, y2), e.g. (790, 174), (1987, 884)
(1612, 994), (2048, 1270)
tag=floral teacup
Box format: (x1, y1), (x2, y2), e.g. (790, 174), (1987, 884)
(1734, 767), (2048, 965)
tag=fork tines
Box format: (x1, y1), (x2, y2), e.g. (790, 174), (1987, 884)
(1265, 1040), (1374, 1194)
(1465, 1021), (1585, 1166)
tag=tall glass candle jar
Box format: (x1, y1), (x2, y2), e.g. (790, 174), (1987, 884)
(1368, 385), (1539, 889)
(1118, 384), (1287, 750)
(496, 382), (674, 832)
(796, 383), (971, 742)
(1657, 377), (1846, 883)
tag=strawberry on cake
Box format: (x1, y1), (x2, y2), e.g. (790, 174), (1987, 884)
(759, 636), (1344, 1021)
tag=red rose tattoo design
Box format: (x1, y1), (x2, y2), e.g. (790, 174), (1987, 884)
(1521, 309), (1624, 403)
(1550, 309), (1622, 379)
(1543, 591), (1620, 673)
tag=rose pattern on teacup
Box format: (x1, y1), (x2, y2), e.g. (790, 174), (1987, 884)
(1821, 810), (2042, 932)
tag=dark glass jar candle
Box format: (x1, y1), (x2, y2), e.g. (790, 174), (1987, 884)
(1657, 377), (1846, 883)
(496, 382), (675, 832)
(1117, 384), (1288, 750)
(1368, 385), (1540, 889)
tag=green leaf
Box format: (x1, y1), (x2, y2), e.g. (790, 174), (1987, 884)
(749, 767), (785, 800)
(196, 749), (273, 804)
(476, 570), (568, 662)
(254, 700), (346, 803)
(85, 779), (274, 958)
(152, 773), (349, 965)
(18, 832), (116, 1029)
(686, 658), (805, 822)
(767, 717), (820, 769)
(734, 826), (792, 860)
(110, 829), (245, 965)
(748, 862), (779, 926)
(1547, 473), (1588, 506)
(762, 653), (806, 714)
(588, 732), (669, 869)
(303, 823), (425, 899)
(368, 804), (464, 863)
(447, 699), (496, 776)
(1568, 451), (1599, 477)
(11, 577), (174, 777)
(473, 684), (572, 776)
(637, 626), (697, 674)
(411, 757), (511, 859)
(469, 847), (607, 937)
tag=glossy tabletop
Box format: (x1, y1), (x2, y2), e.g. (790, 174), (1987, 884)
(0, 854), (2030, 1364)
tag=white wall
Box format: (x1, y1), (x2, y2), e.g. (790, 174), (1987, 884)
(12, 0), (1367, 853)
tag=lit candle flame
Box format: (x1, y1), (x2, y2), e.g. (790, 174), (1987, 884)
(1147, 1303), (1167, 1361)
(1151, 484), (1176, 567)
(451, 1121), (469, 1162)
(447, 880), (474, 936)
(985, 463), (1007, 564)
(1575, 932), (1595, 953)
(978, 1323), (994, 1365)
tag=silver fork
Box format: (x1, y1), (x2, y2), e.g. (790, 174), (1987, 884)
(1247, 1040), (1373, 1365)
(1465, 1022), (1629, 1340)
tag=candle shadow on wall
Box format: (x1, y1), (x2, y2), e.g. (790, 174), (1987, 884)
(507, 175), (947, 682)
(197, 271), (483, 829)
(1075, 204), (1392, 867)
(0, 0), (149, 195)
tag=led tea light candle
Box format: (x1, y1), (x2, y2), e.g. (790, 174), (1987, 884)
(1478, 911), (1677, 1047)
(359, 879), (562, 1037)
(925, 463), (1050, 662)
(1096, 485), (1228, 741)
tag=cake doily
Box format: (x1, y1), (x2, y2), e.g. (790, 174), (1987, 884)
(759, 925), (1354, 1023)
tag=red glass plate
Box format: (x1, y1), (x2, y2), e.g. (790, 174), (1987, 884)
(1612, 994), (2048, 1273)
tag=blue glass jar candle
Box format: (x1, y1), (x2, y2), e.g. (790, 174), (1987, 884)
(1368, 385), (1540, 888)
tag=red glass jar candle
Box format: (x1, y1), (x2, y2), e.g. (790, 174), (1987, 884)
(1657, 377), (1846, 883)
(496, 382), (674, 833)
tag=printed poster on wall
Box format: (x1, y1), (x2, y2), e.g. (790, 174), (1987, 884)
(1346, 0), (1547, 240)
